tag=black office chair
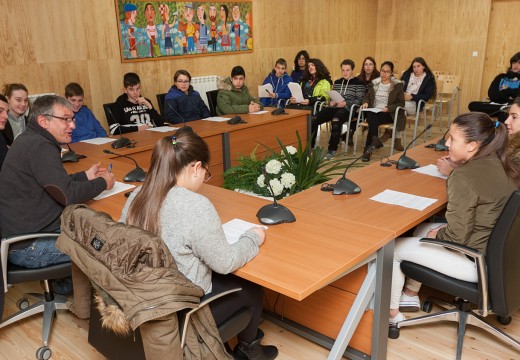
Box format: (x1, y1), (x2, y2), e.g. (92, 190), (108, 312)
(102, 102), (119, 134)
(156, 93), (166, 116)
(390, 190), (520, 360)
(206, 90), (219, 116)
(88, 286), (252, 360)
(0, 234), (71, 360)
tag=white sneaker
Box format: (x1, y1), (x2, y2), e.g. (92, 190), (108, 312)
(389, 311), (406, 325)
(324, 151), (336, 160)
(399, 293), (420, 312)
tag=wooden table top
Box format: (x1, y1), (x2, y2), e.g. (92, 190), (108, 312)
(282, 140), (449, 236)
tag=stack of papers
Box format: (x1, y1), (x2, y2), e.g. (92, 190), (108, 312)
(222, 218), (267, 244)
(258, 84), (274, 98)
(288, 82), (304, 103)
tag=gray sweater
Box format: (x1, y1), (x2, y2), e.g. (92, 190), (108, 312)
(121, 186), (262, 293)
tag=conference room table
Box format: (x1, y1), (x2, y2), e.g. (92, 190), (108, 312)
(64, 129), (449, 359)
(68, 109), (310, 187)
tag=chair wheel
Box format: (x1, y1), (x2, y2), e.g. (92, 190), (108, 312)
(17, 298), (29, 310)
(421, 300), (433, 313)
(497, 315), (512, 325)
(36, 346), (52, 360)
(388, 326), (400, 339)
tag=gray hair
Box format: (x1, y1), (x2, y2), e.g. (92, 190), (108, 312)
(28, 95), (72, 123)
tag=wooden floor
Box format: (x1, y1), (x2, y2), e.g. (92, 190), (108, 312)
(2, 118), (520, 359)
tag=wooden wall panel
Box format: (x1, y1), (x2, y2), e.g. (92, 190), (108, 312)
(480, 0), (520, 99)
(0, 0), (378, 130)
(375, 0), (492, 112)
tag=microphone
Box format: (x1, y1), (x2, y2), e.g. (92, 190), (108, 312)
(333, 145), (375, 195)
(271, 107), (286, 115)
(106, 106), (131, 149)
(227, 115), (246, 125)
(396, 124), (433, 170)
(256, 167), (296, 225)
(166, 102), (193, 132)
(62, 144), (79, 163)
(102, 149), (146, 182)
(434, 128), (450, 151)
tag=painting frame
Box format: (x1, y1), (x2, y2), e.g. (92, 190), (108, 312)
(116, 1), (253, 62)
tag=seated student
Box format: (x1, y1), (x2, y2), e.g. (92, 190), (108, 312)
(164, 69), (211, 124)
(1, 83), (29, 146)
(357, 56), (380, 87)
(121, 131), (278, 360)
(0, 95), (114, 288)
(468, 51), (520, 123)
(290, 50), (310, 84)
(439, 97), (520, 175)
(287, 58), (332, 110)
(390, 113), (519, 325)
(379, 57), (436, 151)
(65, 82), (107, 142)
(360, 61), (405, 161)
(311, 59), (366, 158)
(259, 58), (292, 108)
(216, 66), (263, 115)
(0, 95), (9, 170)
(112, 72), (164, 134)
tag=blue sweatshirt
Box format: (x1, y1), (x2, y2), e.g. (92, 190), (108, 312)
(72, 106), (107, 142)
(260, 72), (293, 107)
(164, 85), (211, 124)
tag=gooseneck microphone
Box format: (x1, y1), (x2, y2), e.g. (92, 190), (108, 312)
(103, 149), (146, 182)
(106, 106), (131, 149)
(256, 167), (296, 225)
(62, 144), (79, 163)
(396, 124), (433, 170)
(434, 128), (450, 151)
(167, 102), (193, 133)
(333, 145), (375, 195)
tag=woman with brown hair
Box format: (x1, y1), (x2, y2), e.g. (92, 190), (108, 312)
(121, 131), (278, 360)
(2, 83), (29, 145)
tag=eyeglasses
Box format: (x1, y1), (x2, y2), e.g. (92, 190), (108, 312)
(176, 80), (190, 84)
(44, 114), (76, 124)
(380, 70), (392, 74)
(203, 166), (212, 182)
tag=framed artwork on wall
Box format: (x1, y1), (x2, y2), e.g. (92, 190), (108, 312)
(116, 1), (253, 62)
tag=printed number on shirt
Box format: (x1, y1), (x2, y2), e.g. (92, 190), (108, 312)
(130, 113), (152, 126)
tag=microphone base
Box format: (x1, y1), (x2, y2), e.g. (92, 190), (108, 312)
(434, 139), (449, 151)
(124, 167), (147, 182)
(396, 155), (420, 170)
(257, 204), (296, 225)
(333, 178), (361, 195)
(112, 137), (131, 149)
(62, 152), (78, 163)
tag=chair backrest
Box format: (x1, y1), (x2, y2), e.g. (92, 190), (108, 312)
(486, 190), (520, 316)
(156, 93), (166, 116)
(102, 103), (118, 127)
(206, 90), (219, 116)
(438, 74), (461, 94)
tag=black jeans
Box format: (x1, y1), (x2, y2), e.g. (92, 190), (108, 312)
(311, 107), (352, 151)
(468, 101), (508, 122)
(209, 272), (263, 343)
(365, 111), (393, 147)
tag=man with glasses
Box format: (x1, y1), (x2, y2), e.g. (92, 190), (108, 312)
(0, 95), (115, 277)
(164, 69), (211, 124)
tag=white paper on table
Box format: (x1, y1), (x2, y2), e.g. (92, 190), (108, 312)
(288, 82), (305, 103)
(413, 164), (448, 180)
(249, 110), (268, 115)
(146, 126), (179, 132)
(258, 84), (274, 98)
(203, 116), (231, 122)
(222, 218), (267, 245)
(94, 182), (135, 201)
(370, 189), (438, 211)
(327, 90), (345, 103)
(80, 137), (117, 145)
(362, 107), (382, 113)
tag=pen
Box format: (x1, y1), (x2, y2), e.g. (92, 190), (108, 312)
(108, 163), (112, 173)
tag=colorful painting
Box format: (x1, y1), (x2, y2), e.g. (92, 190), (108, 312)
(116, 1), (253, 62)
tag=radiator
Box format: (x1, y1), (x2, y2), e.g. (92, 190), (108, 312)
(191, 76), (218, 107)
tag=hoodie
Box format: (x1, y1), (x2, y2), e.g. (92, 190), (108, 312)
(164, 85), (211, 124)
(488, 71), (520, 104)
(111, 94), (164, 134)
(259, 71), (293, 107)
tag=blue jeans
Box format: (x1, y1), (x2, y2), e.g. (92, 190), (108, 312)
(8, 236), (70, 269)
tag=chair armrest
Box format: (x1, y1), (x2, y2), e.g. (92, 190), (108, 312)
(1, 233), (59, 293)
(418, 238), (482, 260)
(394, 106), (406, 118)
(180, 287), (242, 347)
(313, 101), (324, 115)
